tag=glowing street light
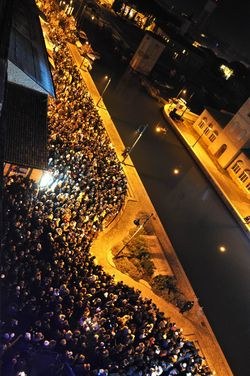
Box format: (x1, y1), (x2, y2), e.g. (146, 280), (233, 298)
(176, 88), (186, 99)
(173, 168), (180, 175)
(218, 245), (227, 253)
(96, 75), (111, 107)
(155, 124), (167, 135)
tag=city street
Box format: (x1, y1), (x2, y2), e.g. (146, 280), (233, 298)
(91, 64), (250, 375)
(2, 1), (249, 375)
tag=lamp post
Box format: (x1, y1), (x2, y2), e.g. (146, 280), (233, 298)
(179, 92), (194, 118)
(176, 88), (186, 99)
(79, 42), (91, 70)
(192, 125), (212, 148)
(96, 76), (111, 107)
(75, 1), (87, 24)
(169, 88), (186, 112)
(75, 0), (83, 18)
(114, 213), (154, 259)
(122, 124), (148, 163)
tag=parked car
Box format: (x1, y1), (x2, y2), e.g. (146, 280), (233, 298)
(86, 51), (101, 61)
(78, 30), (88, 43)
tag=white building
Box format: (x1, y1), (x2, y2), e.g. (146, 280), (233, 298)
(193, 98), (250, 195)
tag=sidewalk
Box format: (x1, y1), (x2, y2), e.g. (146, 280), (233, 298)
(163, 104), (250, 237)
(68, 42), (233, 375)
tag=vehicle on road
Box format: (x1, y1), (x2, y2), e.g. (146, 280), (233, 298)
(78, 30), (88, 43)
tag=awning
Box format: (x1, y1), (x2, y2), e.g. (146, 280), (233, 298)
(8, 0), (55, 97)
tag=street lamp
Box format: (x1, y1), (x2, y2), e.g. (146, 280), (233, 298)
(155, 124), (167, 135)
(169, 88), (187, 112)
(122, 124), (148, 163)
(179, 92), (194, 118)
(192, 125), (212, 148)
(176, 88), (186, 99)
(114, 213), (154, 259)
(75, 1), (87, 24)
(218, 245), (227, 253)
(173, 168), (180, 175)
(79, 42), (91, 70)
(96, 76), (112, 107)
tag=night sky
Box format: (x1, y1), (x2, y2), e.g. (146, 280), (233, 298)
(157, 0), (250, 60)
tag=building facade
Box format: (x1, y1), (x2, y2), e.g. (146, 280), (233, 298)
(193, 98), (250, 195)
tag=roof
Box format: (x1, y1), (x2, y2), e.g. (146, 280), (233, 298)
(4, 82), (48, 169)
(8, 0), (55, 96)
(204, 107), (234, 128)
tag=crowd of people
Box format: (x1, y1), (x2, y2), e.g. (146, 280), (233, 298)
(0, 1), (212, 375)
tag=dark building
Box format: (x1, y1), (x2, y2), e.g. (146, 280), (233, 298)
(0, 0), (54, 231)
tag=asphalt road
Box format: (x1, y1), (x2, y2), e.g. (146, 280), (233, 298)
(91, 63), (250, 376)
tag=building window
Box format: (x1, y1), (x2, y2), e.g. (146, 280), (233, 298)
(198, 120), (205, 128)
(215, 144), (227, 159)
(231, 160), (243, 174)
(198, 120), (205, 129)
(198, 116), (207, 129)
(204, 123), (213, 135)
(209, 130), (218, 142)
(246, 182), (250, 191)
(239, 169), (250, 183)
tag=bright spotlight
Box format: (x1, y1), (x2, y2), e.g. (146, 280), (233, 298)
(218, 245), (227, 253)
(39, 172), (54, 188)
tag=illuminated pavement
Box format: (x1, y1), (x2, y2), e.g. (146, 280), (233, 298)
(68, 42), (233, 376)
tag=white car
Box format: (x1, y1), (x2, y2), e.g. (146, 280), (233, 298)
(78, 30), (88, 42)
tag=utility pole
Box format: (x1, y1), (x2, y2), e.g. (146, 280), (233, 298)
(96, 76), (111, 107)
(122, 124), (148, 163)
(114, 213), (154, 259)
